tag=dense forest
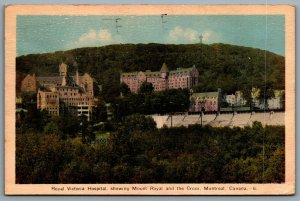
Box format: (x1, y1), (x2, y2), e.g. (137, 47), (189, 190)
(16, 43), (285, 99)
(16, 112), (284, 184)
(16, 43), (285, 184)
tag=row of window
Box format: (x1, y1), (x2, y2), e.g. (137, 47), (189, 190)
(45, 101), (58, 105)
(48, 111), (59, 115)
(78, 106), (89, 110)
(46, 95), (58, 99)
(126, 75), (191, 79)
(45, 107), (58, 110)
(170, 79), (189, 85)
(60, 97), (89, 101)
(65, 102), (90, 106)
(60, 92), (80, 96)
(195, 97), (217, 100)
(169, 76), (191, 80)
(59, 87), (80, 92)
(124, 80), (188, 85)
(193, 101), (217, 105)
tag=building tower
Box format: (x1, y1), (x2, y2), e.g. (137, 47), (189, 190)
(59, 62), (68, 76)
(160, 62), (169, 90)
(160, 62), (169, 79)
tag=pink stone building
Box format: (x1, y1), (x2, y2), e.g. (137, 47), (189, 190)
(120, 63), (199, 93)
(189, 89), (222, 112)
(22, 63), (95, 120)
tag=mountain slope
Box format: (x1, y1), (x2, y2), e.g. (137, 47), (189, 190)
(16, 43), (285, 96)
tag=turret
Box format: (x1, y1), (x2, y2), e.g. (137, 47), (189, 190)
(160, 62), (169, 79)
(59, 62), (68, 76)
(62, 76), (66, 86)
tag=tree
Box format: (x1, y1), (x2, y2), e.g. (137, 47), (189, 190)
(258, 81), (275, 109)
(120, 82), (131, 96)
(264, 147), (285, 182)
(17, 43), (285, 98)
(43, 120), (59, 134)
(18, 104), (50, 134)
(122, 114), (156, 133)
(93, 99), (108, 122)
(101, 68), (121, 102)
(57, 113), (80, 139)
(240, 86), (253, 109)
(79, 114), (89, 143)
(138, 81), (154, 95)
(16, 133), (72, 183)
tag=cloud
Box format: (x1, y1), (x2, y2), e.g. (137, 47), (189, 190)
(76, 29), (98, 45)
(98, 29), (112, 41)
(168, 26), (198, 43)
(167, 26), (222, 44)
(202, 30), (222, 43)
(67, 28), (121, 49)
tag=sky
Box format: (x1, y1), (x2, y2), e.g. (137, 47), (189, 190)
(17, 15), (285, 56)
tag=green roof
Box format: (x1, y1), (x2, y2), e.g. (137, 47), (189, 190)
(170, 67), (194, 73)
(191, 92), (219, 99)
(121, 70), (160, 76)
(144, 71), (160, 76)
(121, 72), (138, 76)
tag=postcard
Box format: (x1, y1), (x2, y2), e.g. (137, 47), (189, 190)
(5, 4), (295, 195)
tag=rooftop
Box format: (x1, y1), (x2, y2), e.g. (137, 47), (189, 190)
(121, 64), (196, 76)
(160, 62), (169, 73)
(191, 92), (220, 99)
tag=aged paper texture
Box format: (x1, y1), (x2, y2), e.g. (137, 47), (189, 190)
(5, 4), (295, 195)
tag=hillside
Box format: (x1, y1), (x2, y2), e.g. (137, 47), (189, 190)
(16, 43), (285, 97)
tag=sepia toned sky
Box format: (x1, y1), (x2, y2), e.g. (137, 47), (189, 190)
(17, 15), (285, 56)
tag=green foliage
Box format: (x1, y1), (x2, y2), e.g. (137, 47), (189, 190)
(93, 99), (108, 122)
(57, 113), (81, 139)
(101, 68), (121, 102)
(122, 114), (157, 132)
(16, 104), (50, 134)
(138, 81), (154, 95)
(43, 121), (59, 134)
(120, 82), (131, 96)
(16, 43), (285, 101)
(16, 133), (72, 183)
(15, 43), (285, 184)
(113, 88), (190, 120)
(16, 119), (285, 184)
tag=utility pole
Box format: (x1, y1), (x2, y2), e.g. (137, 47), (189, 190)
(161, 14), (167, 25)
(199, 34), (203, 44)
(115, 18), (122, 33)
(102, 17), (122, 33)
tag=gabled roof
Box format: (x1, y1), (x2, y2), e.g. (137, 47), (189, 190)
(37, 76), (77, 87)
(36, 76), (63, 84)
